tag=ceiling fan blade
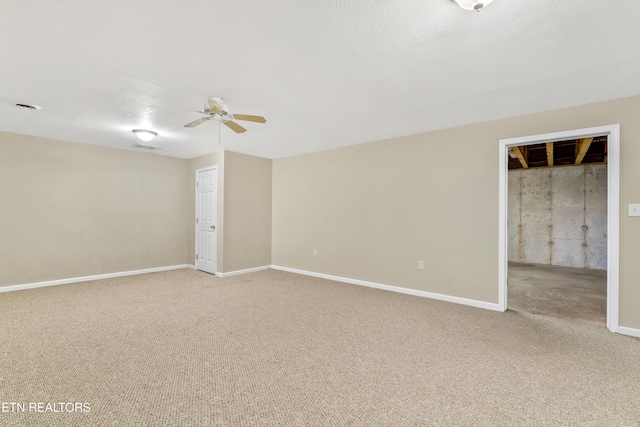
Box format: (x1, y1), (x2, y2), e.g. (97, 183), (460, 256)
(232, 114), (267, 124)
(223, 121), (247, 133)
(184, 117), (212, 128)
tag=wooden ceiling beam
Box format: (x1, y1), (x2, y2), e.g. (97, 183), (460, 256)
(575, 137), (594, 165)
(512, 146), (528, 169)
(546, 142), (554, 167)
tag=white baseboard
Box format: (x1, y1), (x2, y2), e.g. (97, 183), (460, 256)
(618, 326), (640, 338)
(216, 265), (270, 278)
(0, 264), (189, 293)
(6, 263), (636, 336)
(270, 265), (502, 312)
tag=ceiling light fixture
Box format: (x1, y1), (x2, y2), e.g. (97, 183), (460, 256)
(132, 129), (157, 142)
(451, 0), (494, 11)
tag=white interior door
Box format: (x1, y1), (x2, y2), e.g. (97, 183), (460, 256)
(196, 168), (217, 274)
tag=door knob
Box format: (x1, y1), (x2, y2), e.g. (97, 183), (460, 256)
(211, 225), (216, 230)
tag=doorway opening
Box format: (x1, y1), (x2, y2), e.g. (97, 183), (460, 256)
(498, 125), (620, 332)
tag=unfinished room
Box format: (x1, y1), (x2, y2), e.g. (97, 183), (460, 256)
(2, 1), (640, 426)
(507, 137), (608, 326)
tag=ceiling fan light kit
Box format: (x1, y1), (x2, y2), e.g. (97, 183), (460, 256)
(451, 0), (494, 11)
(132, 129), (157, 142)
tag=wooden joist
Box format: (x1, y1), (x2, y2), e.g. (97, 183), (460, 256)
(512, 146), (528, 169)
(546, 142), (554, 167)
(575, 137), (594, 165)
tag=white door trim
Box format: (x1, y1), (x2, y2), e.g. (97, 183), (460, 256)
(498, 124), (620, 333)
(195, 166), (219, 274)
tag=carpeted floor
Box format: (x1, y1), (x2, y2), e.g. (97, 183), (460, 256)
(1, 268), (639, 426)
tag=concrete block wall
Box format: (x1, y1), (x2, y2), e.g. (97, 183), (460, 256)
(508, 164), (607, 269)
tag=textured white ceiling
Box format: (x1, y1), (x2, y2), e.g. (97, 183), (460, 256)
(1, 0), (639, 159)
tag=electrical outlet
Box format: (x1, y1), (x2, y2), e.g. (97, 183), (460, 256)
(313, 249), (318, 256)
(418, 261), (424, 270)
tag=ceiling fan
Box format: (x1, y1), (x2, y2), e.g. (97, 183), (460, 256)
(183, 97), (266, 134)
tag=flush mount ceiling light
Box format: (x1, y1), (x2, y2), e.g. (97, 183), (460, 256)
(451, 0), (494, 11)
(132, 129), (157, 142)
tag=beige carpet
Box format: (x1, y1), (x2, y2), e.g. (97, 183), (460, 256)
(1, 269), (639, 426)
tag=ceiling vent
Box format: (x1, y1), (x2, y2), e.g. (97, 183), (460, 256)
(15, 103), (42, 110)
(131, 143), (160, 150)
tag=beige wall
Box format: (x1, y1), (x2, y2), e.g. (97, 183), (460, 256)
(2, 137), (270, 285)
(223, 151), (272, 272)
(187, 151), (272, 273)
(272, 95), (640, 329)
(0, 132), (189, 287)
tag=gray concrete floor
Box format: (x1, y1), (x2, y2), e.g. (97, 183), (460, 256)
(508, 262), (607, 327)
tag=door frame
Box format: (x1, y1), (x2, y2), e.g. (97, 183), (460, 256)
(195, 165), (219, 275)
(498, 124), (620, 333)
